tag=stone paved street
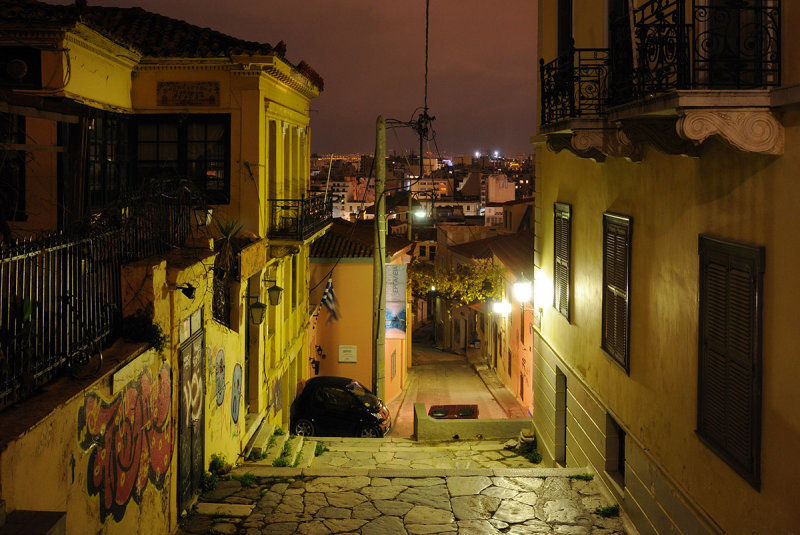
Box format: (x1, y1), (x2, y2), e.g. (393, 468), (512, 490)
(178, 438), (629, 535)
(312, 438), (542, 470)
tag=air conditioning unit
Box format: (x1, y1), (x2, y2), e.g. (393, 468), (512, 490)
(0, 47), (42, 89)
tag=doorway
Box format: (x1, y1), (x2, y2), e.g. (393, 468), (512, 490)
(555, 367), (567, 465)
(178, 321), (205, 512)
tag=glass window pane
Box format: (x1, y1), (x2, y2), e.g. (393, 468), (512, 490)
(138, 123), (157, 142)
(159, 123), (178, 141)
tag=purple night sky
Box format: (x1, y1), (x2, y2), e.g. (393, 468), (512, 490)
(49, 0), (538, 157)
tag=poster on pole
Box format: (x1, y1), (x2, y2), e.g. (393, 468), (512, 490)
(385, 264), (407, 303)
(385, 302), (407, 339)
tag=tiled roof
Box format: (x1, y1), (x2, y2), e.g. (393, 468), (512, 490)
(310, 219), (411, 259)
(0, 1), (323, 89)
(449, 231), (534, 274)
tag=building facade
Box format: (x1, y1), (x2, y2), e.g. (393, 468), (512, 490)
(534, 1), (798, 533)
(0, 2), (326, 532)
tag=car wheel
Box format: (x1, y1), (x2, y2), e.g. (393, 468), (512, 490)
(359, 426), (381, 438)
(293, 419), (315, 436)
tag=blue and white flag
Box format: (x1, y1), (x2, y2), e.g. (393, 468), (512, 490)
(321, 278), (339, 322)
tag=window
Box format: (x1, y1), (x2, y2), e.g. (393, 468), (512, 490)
(554, 203), (571, 320)
(419, 245), (427, 257)
(137, 115), (230, 204)
(605, 414), (626, 488)
(557, 0), (573, 57)
(87, 111), (131, 211)
(602, 213), (632, 372)
(0, 113), (26, 220)
(697, 234), (764, 489)
(429, 246), (436, 261)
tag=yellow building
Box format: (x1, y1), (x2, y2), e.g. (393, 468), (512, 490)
(535, 1), (798, 533)
(0, 1), (325, 532)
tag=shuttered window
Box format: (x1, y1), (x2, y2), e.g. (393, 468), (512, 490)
(697, 234), (763, 489)
(554, 203), (571, 320)
(602, 213), (631, 372)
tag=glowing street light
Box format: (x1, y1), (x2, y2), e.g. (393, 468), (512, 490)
(492, 300), (512, 317)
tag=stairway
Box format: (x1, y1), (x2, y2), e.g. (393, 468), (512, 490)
(243, 425), (318, 468)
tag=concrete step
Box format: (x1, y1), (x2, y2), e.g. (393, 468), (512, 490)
(262, 432), (289, 465)
(0, 510), (66, 535)
(297, 439), (318, 468)
(284, 435), (305, 467)
(248, 422), (276, 459)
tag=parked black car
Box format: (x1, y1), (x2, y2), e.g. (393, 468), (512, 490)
(290, 376), (391, 438)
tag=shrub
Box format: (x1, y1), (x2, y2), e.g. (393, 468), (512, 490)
(201, 471), (218, 492)
(568, 473), (594, 481)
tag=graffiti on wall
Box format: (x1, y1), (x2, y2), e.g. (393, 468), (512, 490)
(231, 363), (242, 423)
(214, 349), (225, 406)
(77, 364), (173, 522)
(271, 377), (282, 416)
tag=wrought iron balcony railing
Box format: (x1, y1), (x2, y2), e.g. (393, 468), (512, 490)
(540, 1), (781, 122)
(267, 194), (333, 241)
(540, 47), (609, 127)
(629, 0), (780, 102)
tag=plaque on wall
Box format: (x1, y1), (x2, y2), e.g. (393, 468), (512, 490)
(157, 81), (220, 106)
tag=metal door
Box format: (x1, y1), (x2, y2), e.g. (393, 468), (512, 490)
(178, 328), (205, 512)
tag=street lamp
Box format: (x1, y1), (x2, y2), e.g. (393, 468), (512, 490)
(492, 300), (512, 317)
(263, 279), (284, 306)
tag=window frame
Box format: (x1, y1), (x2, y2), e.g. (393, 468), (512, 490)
(554, 202), (572, 321)
(601, 212), (632, 373)
(697, 234), (764, 489)
(135, 114), (231, 204)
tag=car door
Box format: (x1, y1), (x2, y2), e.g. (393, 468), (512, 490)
(314, 386), (361, 436)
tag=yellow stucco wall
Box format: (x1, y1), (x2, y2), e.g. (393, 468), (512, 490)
(535, 119), (800, 531)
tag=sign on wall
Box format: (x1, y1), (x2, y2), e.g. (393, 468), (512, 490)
(157, 81), (220, 106)
(339, 345), (357, 363)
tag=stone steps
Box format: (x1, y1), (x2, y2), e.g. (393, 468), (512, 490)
(247, 422), (276, 459)
(296, 439), (318, 468)
(262, 432), (289, 465)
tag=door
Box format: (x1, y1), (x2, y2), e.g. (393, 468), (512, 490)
(179, 327), (205, 512)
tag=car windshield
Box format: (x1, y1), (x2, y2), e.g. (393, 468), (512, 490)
(346, 381), (378, 407)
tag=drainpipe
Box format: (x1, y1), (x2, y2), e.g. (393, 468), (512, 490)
(373, 116), (386, 399)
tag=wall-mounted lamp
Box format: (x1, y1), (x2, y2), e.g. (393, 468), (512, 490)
(263, 279), (284, 306)
(248, 295), (267, 325)
(513, 278), (533, 304)
(176, 283), (196, 299)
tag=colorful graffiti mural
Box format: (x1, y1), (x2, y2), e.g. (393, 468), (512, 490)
(231, 363), (242, 423)
(77, 364), (173, 522)
(214, 349), (225, 406)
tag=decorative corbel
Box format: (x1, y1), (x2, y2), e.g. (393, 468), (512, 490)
(545, 132), (606, 162)
(622, 119), (701, 158)
(269, 245), (300, 259)
(676, 109), (784, 155)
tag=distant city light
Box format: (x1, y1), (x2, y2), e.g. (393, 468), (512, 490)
(474, 151), (481, 158)
(493, 150), (500, 158)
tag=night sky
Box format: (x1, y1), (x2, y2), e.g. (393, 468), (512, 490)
(51, 0), (538, 157)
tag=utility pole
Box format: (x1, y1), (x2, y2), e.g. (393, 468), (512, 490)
(373, 116), (386, 399)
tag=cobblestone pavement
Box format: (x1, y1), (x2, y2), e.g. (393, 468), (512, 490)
(312, 438), (543, 470)
(178, 438), (629, 535)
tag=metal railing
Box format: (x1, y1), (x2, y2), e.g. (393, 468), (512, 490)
(0, 195), (192, 410)
(540, 46), (610, 127)
(267, 193), (333, 241)
(540, 1), (781, 120)
(631, 0), (780, 101)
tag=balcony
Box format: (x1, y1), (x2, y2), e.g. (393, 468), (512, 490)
(630, 0), (780, 101)
(0, 192), (194, 411)
(539, 0), (783, 157)
(267, 194), (333, 242)
(540, 47), (609, 127)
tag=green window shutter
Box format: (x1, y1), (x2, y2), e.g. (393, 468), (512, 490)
(698, 234), (764, 490)
(554, 203), (572, 320)
(602, 213), (632, 372)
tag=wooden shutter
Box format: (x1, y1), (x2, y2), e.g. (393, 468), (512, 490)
(554, 203), (572, 320)
(698, 234), (764, 489)
(602, 213), (632, 372)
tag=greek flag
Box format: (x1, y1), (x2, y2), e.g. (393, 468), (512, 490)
(321, 278), (339, 322)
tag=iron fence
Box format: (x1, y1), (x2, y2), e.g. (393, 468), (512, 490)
(0, 197), (192, 410)
(540, 46), (610, 126)
(267, 194), (333, 241)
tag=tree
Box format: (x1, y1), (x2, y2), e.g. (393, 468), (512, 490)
(408, 258), (504, 305)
